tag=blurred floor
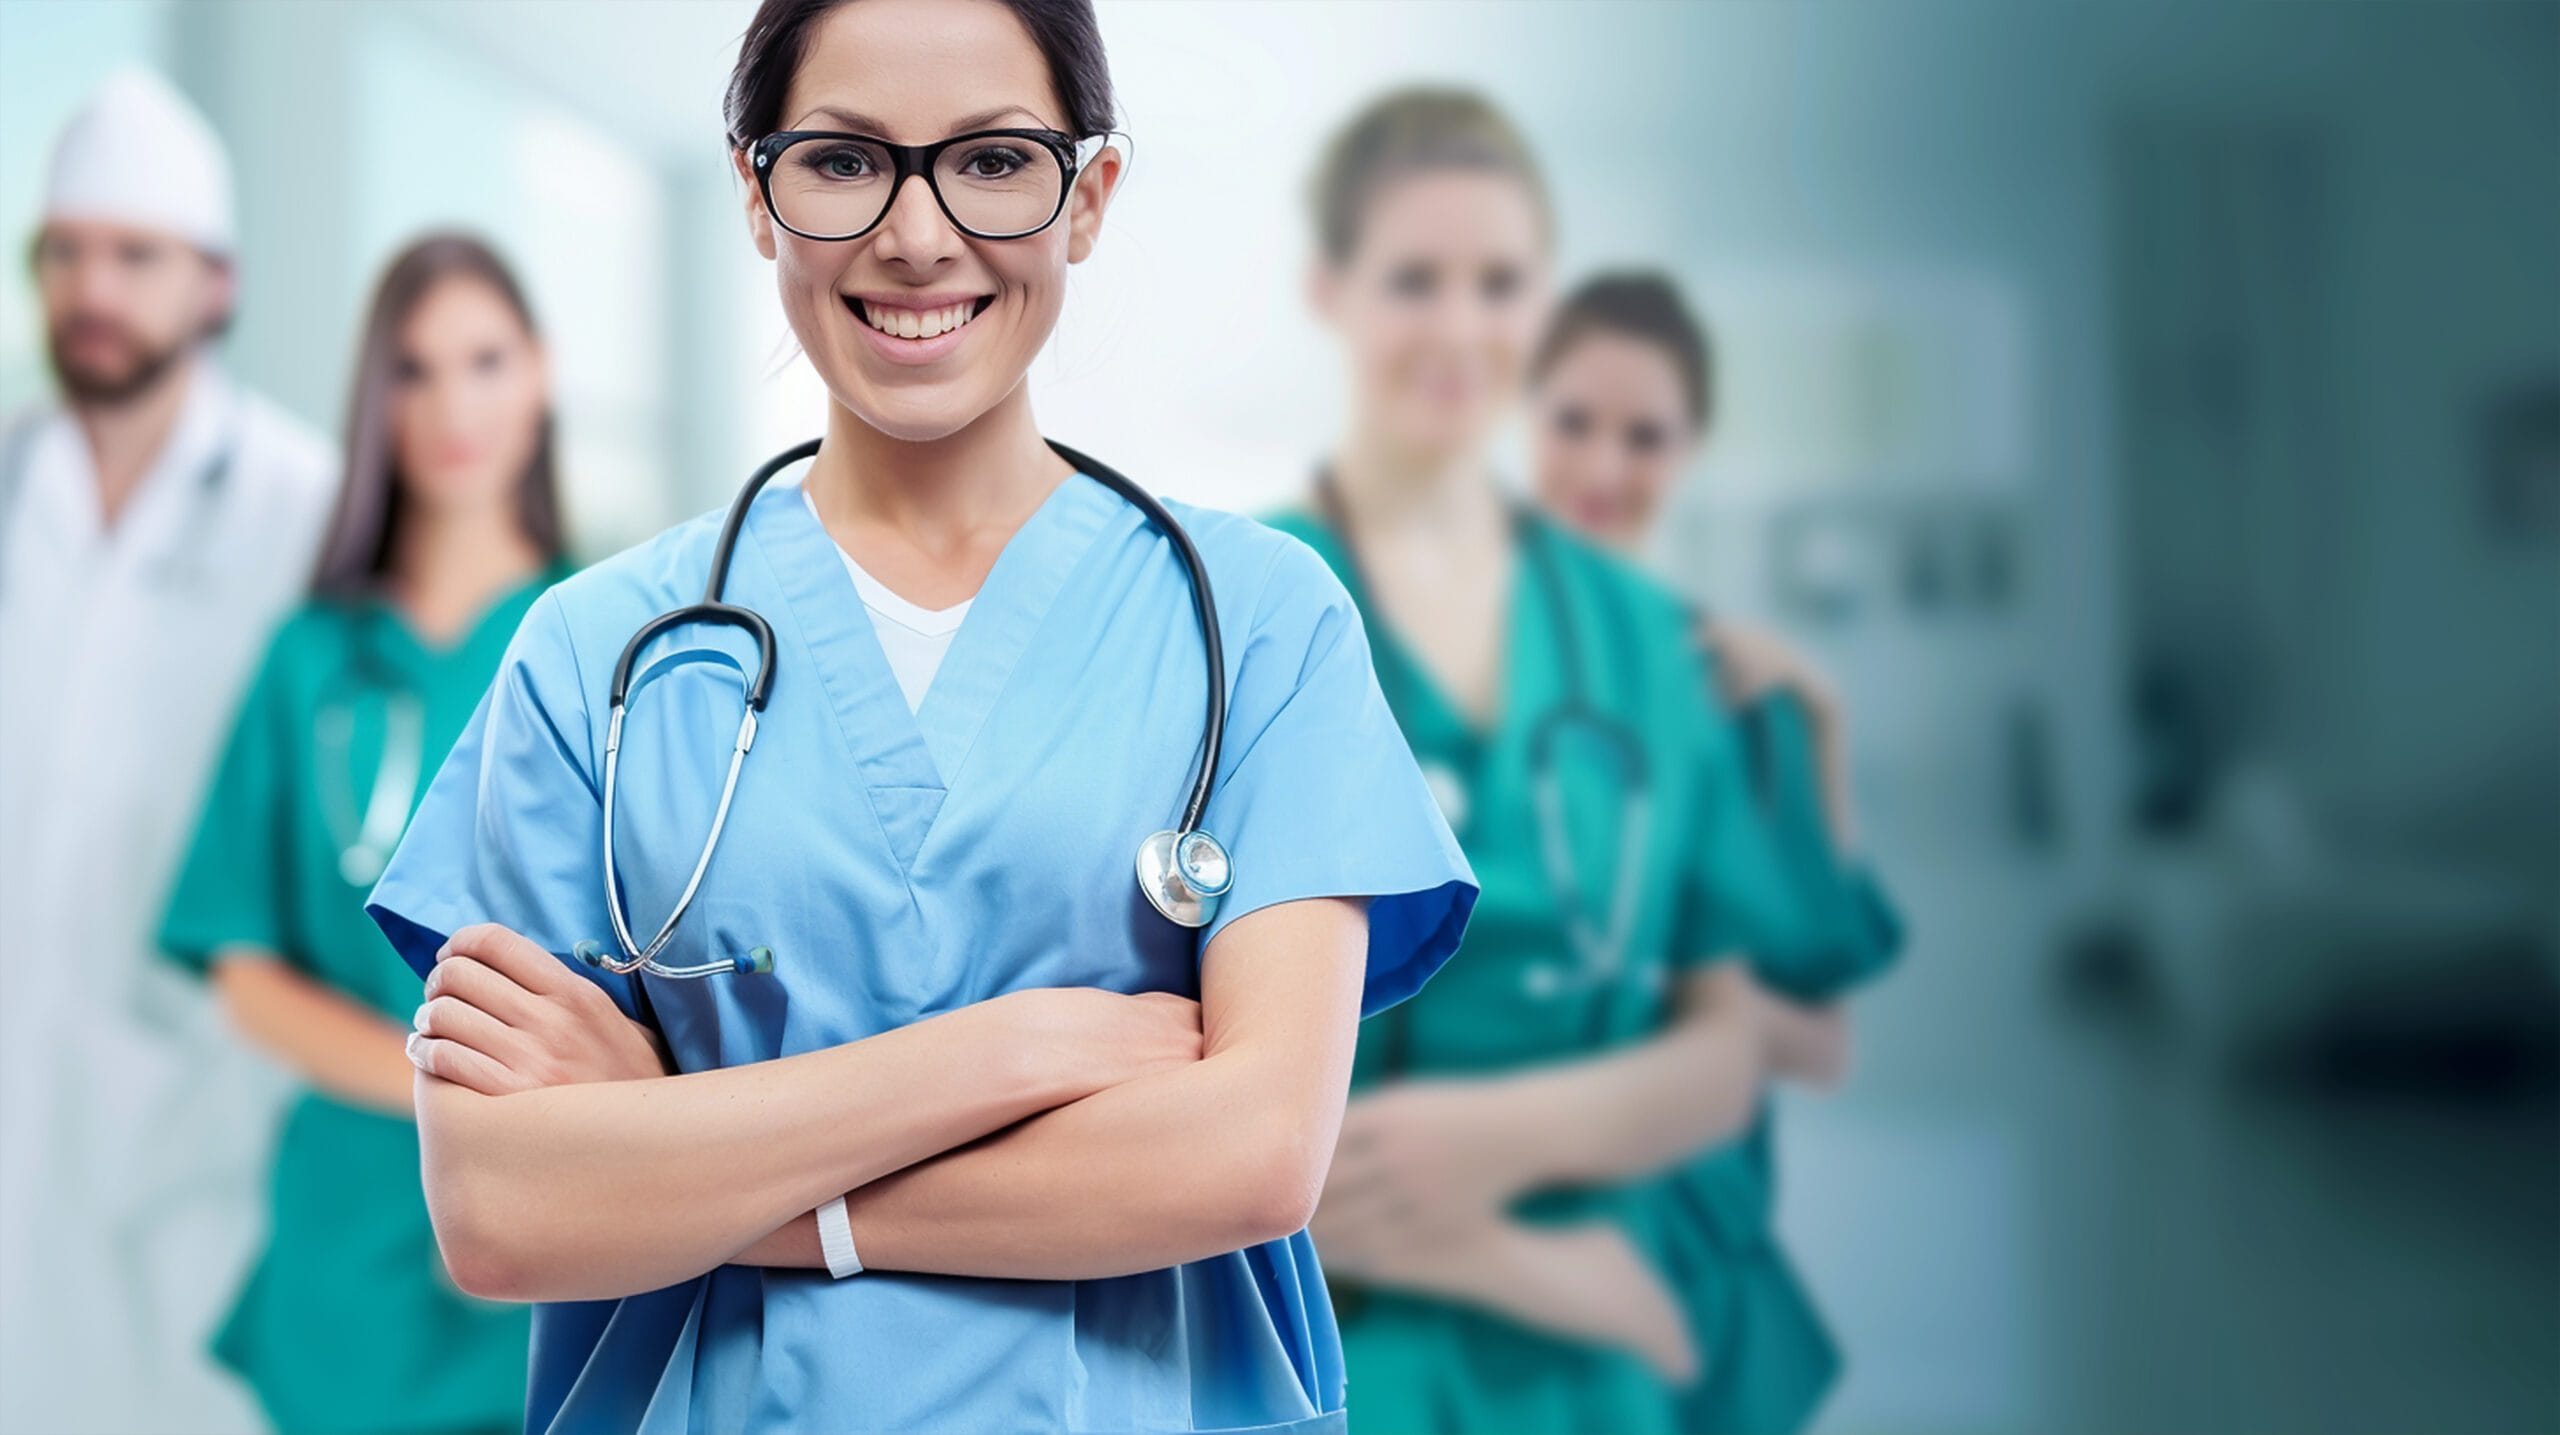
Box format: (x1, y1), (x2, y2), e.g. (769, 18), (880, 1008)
(1787, 841), (2560, 1435)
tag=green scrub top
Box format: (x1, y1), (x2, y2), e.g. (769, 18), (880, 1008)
(1271, 509), (1885, 1435)
(158, 568), (564, 1435)
(1667, 684), (1904, 1435)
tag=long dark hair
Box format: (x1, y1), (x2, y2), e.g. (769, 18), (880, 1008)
(311, 232), (566, 600)
(723, 0), (1118, 149)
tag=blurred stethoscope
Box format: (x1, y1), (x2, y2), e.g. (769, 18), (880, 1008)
(1313, 471), (1651, 1000)
(316, 636), (425, 887)
(573, 437), (1234, 982)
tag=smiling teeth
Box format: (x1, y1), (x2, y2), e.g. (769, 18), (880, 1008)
(862, 300), (979, 340)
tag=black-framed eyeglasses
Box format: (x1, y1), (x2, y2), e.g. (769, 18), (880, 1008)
(748, 128), (1110, 243)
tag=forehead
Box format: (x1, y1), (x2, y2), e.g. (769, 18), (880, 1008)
(787, 0), (1065, 141)
(404, 274), (520, 334)
(1356, 170), (1546, 261)
(1547, 331), (1684, 408)
(37, 216), (200, 255)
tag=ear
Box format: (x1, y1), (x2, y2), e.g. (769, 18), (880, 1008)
(202, 255), (238, 333)
(733, 146), (778, 261)
(527, 330), (553, 401)
(1305, 258), (1341, 329)
(1062, 138), (1125, 266)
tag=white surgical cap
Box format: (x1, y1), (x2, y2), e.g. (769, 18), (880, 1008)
(42, 66), (235, 258)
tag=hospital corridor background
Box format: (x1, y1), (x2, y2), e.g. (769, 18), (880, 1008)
(2, 1), (2555, 1432)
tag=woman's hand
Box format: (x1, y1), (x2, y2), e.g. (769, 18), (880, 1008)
(407, 923), (672, 1095)
(1316, 1207), (1700, 1386)
(1697, 614), (1862, 848)
(1311, 1163), (1492, 1288)
(1522, 1221), (1701, 1385)
(1317, 1078), (1536, 1248)
(994, 987), (1204, 1104)
(1699, 615), (1836, 721)
(1748, 977), (1852, 1090)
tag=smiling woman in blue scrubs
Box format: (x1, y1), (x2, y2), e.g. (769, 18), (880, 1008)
(364, 2), (1473, 1432)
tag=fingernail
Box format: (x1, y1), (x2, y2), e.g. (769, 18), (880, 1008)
(404, 1030), (424, 1066)
(413, 1003), (431, 1034)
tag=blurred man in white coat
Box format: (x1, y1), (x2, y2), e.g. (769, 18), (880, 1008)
(0, 67), (334, 1434)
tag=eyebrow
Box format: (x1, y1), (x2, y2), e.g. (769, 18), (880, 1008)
(788, 104), (1057, 137)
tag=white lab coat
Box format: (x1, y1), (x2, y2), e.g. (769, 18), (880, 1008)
(0, 363), (333, 1435)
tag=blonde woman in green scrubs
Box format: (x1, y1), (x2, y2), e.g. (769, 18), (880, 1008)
(158, 234), (574, 1435)
(1530, 271), (1903, 1435)
(1283, 90), (1893, 1434)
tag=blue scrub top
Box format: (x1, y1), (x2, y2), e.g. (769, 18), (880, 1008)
(368, 471), (1475, 1435)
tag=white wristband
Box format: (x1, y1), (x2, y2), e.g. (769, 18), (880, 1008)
(816, 1195), (863, 1279)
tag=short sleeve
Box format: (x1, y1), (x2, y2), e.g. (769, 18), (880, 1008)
(1670, 667), (1903, 999)
(365, 591), (639, 1015)
(1196, 539), (1476, 1016)
(1738, 691), (1904, 996)
(158, 630), (293, 974)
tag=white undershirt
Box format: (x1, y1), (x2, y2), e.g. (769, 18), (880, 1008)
(804, 486), (972, 713)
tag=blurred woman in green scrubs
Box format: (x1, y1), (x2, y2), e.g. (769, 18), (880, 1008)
(157, 233), (574, 1435)
(1530, 271), (1903, 1435)
(1280, 90), (1894, 1434)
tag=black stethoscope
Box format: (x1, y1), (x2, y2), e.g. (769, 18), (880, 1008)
(571, 438), (1234, 982)
(1312, 472), (1652, 1004)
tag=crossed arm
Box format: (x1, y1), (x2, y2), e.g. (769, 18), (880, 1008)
(407, 897), (1367, 1302)
(1311, 960), (1847, 1382)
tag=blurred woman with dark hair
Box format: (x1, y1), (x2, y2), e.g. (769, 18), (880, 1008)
(154, 231), (570, 1434)
(1531, 269), (1905, 1435)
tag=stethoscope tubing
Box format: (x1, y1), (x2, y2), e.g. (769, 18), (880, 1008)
(590, 438), (1231, 980)
(316, 674), (425, 887)
(1051, 440), (1226, 837)
(1313, 468), (1654, 1028)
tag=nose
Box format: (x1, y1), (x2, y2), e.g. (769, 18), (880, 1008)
(1427, 282), (1499, 349)
(869, 171), (964, 270)
(423, 373), (470, 436)
(65, 251), (125, 311)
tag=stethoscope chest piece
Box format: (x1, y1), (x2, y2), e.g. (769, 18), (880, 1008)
(1136, 827), (1233, 929)
(340, 845), (389, 888)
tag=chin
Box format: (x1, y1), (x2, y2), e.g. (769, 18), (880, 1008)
(838, 379), (994, 444)
(1390, 414), (1492, 466)
(405, 473), (505, 513)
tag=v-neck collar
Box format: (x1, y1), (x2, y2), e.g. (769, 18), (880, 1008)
(28, 363), (232, 563)
(353, 562), (562, 687)
(1288, 503), (1548, 759)
(746, 471), (1122, 873)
